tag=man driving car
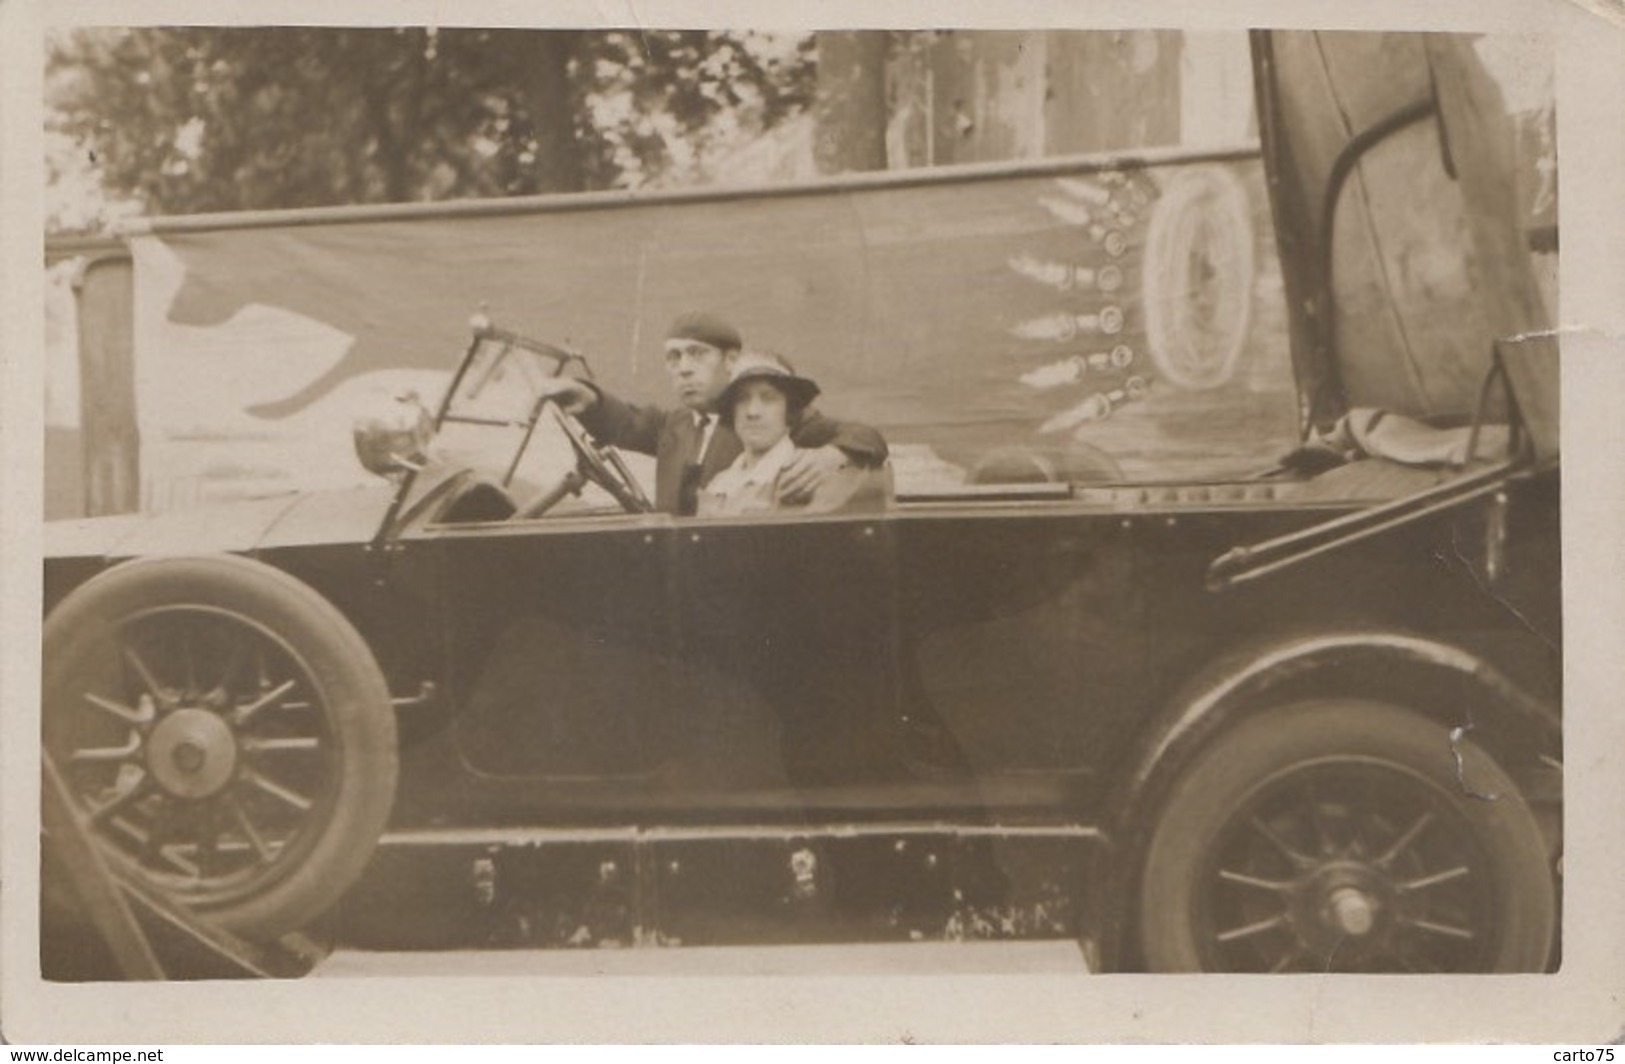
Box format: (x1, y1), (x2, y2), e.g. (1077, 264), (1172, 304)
(536, 311), (887, 515)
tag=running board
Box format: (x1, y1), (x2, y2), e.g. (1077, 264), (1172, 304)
(380, 821), (1105, 847)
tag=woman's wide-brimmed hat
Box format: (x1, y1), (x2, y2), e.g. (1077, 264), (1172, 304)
(717, 351), (821, 422)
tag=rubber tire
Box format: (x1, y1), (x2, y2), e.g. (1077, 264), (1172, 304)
(1137, 699), (1556, 972)
(44, 554), (399, 941)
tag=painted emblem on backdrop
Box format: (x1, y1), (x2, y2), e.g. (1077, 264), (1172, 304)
(1140, 167), (1256, 391)
(1010, 166), (1258, 448)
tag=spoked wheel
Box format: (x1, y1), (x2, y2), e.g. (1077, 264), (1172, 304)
(43, 555), (398, 940)
(1138, 700), (1556, 973)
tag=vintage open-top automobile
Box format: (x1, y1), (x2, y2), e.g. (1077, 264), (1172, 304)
(42, 32), (1561, 974)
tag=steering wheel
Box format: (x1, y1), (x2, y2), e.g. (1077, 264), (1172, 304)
(520, 401), (652, 518)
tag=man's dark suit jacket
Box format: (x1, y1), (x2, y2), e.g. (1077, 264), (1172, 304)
(582, 391), (888, 515)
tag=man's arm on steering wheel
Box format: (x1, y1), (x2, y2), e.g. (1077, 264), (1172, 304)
(533, 376), (670, 459)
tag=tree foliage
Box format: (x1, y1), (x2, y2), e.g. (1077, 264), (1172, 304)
(45, 27), (815, 224)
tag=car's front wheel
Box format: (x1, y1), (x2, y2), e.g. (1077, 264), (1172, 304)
(43, 554), (398, 941)
(1137, 698), (1556, 972)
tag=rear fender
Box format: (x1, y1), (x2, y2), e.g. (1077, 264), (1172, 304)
(1091, 628), (1559, 971)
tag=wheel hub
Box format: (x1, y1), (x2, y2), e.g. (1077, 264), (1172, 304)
(146, 707), (238, 799)
(1326, 885), (1377, 937)
(1289, 860), (1394, 954)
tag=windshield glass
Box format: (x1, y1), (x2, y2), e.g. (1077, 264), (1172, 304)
(427, 331), (642, 510)
(443, 333), (576, 427)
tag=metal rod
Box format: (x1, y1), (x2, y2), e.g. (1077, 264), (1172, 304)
(374, 329), (489, 545)
(381, 821), (1106, 847)
(515, 468), (586, 521)
(1209, 467), (1513, 590)
(1217, 461), (1512, 567)
(123, 144), (1263, 236)
(471, 323), (581, 364)
(41, 753), (166, 979)
(501, 392), (551, 489)
(1314, 95), (1439, 422)
(389, 681), (438, 711)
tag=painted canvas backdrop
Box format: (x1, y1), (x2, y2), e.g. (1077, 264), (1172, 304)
(128, 152), (1297, 507)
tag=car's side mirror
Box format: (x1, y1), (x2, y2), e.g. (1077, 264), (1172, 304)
(353, 390), (434, 478)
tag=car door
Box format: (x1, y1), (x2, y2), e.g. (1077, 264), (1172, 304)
(892, 502), (1147, 790)
(417, 512), (686, 783)
(669, 510), (903, 801)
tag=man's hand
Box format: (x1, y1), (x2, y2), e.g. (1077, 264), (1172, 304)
(535, 376), (598, 416)
(776, 444), (849, 505)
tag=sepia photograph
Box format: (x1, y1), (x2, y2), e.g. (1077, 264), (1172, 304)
(6, 0), (1625, 1046)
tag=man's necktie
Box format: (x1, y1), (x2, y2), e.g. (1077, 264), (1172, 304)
(677, 414), (716, 516)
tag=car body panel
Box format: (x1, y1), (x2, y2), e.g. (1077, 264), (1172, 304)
(44, 494), (300, 561)
(894, 507), (1145, 774)
(42, 512), (147, 561)
(42, 486), (392, 567)
(256, 484), (396, 549)
(315, 458), (1554, 838)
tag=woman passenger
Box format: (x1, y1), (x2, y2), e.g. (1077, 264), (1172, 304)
(697, 351), (822, 517)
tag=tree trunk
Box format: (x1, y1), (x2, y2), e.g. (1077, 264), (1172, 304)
(813, 32), (890, 175)
(381, 29), (432, 202)
(75, 256), (141, 515)
(524, 30), (586, 193)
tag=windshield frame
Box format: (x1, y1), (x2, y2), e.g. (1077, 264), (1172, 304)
(372, 322), (597, 542)
(436, 324), (586, 427)
(436, 323), (596, 486)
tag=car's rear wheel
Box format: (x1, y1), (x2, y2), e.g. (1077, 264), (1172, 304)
(43, 554), (398, 940)
(1137, 699), (1555, 972)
